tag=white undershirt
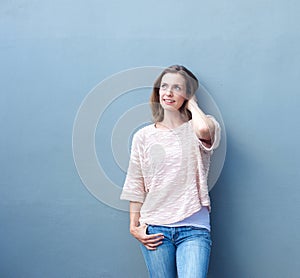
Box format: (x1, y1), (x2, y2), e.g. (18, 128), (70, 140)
(163, 207), (210, 231)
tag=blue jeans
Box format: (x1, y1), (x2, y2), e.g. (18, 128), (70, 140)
(140, 225), (212, 278)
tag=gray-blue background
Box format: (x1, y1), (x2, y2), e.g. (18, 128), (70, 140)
(1, 0), (300, 277)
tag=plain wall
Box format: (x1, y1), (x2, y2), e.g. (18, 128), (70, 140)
(1, 0), (300, 277)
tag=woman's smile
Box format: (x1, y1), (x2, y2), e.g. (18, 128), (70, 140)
(159, 73), (187, 111)
(163, 98), (176, 105)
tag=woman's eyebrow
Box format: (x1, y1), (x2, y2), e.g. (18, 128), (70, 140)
(172, 83), (184, 87)
(161, 82), (184, 86)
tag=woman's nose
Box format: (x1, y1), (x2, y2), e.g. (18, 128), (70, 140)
(166, 88), (173, 96)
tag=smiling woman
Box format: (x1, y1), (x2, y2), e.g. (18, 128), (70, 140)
(150, 65), (198, 124)
(159, 73), (187, 112)
(120, 65), (221, 278)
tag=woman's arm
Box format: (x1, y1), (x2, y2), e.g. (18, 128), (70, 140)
(187, 97), (215, 147)
(129, 201), (143, 230)
(129, 201), (164, 250)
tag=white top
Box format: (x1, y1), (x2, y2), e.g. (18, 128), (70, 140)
(164, 207), (211, 231)
(120, 116), (221, 225)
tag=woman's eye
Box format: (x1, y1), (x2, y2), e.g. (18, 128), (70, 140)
(174, 86), (181, 91)
(161, 84), (167, 89)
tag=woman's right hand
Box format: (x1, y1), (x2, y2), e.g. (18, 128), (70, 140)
(130, 224), (164, 250)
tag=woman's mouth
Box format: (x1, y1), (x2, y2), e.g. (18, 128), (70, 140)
(163, 99), (175, 105)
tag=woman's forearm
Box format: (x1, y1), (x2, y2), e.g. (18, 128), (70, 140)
(188, 98), (215, 142)
(129, 201), (143, 231)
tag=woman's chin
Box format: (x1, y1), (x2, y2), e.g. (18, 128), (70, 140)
(162, 105), (179, 112)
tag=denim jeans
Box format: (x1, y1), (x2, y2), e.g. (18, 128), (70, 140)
(140, 225), (212, 278)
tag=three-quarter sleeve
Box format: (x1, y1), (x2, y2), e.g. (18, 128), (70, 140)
(198, 115), (221, 152)
(120, 132), (146, 203)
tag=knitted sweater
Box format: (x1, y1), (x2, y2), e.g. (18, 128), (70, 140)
(120, 116), (221, 225)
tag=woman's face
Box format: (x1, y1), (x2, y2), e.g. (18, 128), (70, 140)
(159, 73), (187, 112)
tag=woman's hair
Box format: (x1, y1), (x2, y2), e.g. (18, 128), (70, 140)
(150, 65), (199, 122)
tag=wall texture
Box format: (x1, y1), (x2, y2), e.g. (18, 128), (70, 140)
(1, 0), (300, 277)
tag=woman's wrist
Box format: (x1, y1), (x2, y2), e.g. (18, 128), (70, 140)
(130, 220), (139, 229)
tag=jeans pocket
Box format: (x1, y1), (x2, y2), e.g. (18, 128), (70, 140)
(190, 227), (212, 246)
(145, 225), (150, 235)
(146, 225), (165, 236)
(146, 224), (155, 235)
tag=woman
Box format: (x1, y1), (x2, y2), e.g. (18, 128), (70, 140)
(120, 65), (221, 278)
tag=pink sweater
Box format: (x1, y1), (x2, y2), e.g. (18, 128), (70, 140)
(120, 116), (221, 225)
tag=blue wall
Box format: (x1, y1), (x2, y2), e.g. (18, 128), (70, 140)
(1, 0), (300, 277)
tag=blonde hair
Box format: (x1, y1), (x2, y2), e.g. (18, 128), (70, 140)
(150, 65), (199, 122)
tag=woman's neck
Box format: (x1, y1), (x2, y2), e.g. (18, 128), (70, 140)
(159, 110), (188, 129)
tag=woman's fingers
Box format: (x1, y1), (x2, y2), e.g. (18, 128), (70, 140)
(144, 233), (164, 241)
(131, 225), (164, 250)
(144, 240), (164, 250)
(142, 233), (164, 250)
(141, 235), (163, 244)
